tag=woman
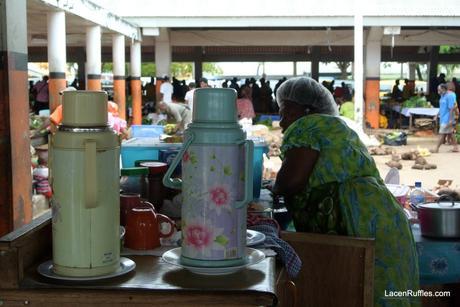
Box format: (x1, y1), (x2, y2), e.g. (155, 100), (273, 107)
(273, 77), (419, 307)
(236, 86), (256, 120)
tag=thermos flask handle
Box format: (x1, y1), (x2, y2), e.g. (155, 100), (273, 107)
(162, 132), (195, 190)
(235, 140), (254, 209)
(84, 139), (98, 209)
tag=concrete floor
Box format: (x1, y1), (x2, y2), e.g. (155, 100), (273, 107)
(372, 134), (460, 190)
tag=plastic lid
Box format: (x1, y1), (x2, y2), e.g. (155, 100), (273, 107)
(120, 167), (149, 176)
(193, 88), (238, 123)
(140, 161), (168, 175)
(414, 182), (422, 188)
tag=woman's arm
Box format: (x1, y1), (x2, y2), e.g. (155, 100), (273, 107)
(273, 147), (319, 197)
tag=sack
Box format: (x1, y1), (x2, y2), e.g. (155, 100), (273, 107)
(384, 132), (407, 146)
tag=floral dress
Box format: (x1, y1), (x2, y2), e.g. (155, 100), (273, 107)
(281, 114), (420, 307)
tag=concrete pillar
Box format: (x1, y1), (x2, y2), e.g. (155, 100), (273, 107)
(428, 46), (439, 94)
(409, 63), (416, 80)
(86, 25), (102, 90)
(311, 47), (320, 81)
(364, 27), (383, 129)
(77, 60), (86, 90)
(293, 61), (297, 76)
(0, 0), (32, 235)
(130, 40), (142, 125)
(113, 34), (126, 120)
(155, 28), (171, 78)
(47, 11), (67, 112)
(354, 13), (364, 127)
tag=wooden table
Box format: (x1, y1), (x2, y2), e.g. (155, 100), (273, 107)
(0, 213), (279, 306)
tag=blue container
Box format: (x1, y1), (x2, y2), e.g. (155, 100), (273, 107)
(159, 148), (181, 177)
(121, 137), (268, 198)
(258, 114), (281, 122)
(251, 138), (268, 198)
(131, 125), (164, 138)
(121, 138), (181, 168)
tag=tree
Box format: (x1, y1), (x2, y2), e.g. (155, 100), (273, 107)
(100, 62), (223, 79)
(203, 62), (223, 76)
(335, 61), (351, 80)
(438, 45), (460, 79)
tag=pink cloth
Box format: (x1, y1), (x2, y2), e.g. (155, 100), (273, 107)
(108, 113), (127, 135)
(237, 98), (255, 119)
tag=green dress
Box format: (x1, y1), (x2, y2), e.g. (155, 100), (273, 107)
(281, 114), (420, 307)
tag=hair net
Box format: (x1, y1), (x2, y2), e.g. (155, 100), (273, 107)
(276, 77), (339, 116)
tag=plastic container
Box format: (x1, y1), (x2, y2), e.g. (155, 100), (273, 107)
(251, 137), (269, 198)
(258, 114), (281, 122)
(386, 184), (410, 207)
(410, 181), (426, 206)
(120, 167), (149, 199)
(121, 138), (181, 168)
(159, 148), (181, 177)
(131, 125), (164, 138)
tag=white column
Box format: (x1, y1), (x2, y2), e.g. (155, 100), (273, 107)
(130, 41), (141, 78)
(113, 34), (125, 77)
(86, 25), (101, 79)
(47, 11), (66, 75)
(354, 13), (364, 127)
(365, 27), (382, 79)
(155, 28), (171, 77)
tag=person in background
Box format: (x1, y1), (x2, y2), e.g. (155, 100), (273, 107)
(199, 77), (210, 88)
(272, 77), (419, 307)
(379, 108), (388, 129)
(32, 75), (49, 115)
(391, 79), (403, 101)
(338, 96), (354, 121)
(144, 76), (156, 113)
(402, 79), (413, 100)
(158, 101), (192, 131)
(184, 82), (196, 113)
(229, 77), (240, 93)
(433, 83), (459, 153)
(236, 86), (255, 120)
(160, 76), (174, 103)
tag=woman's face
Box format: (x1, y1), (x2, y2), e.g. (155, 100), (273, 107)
(279, 101), (306, 133)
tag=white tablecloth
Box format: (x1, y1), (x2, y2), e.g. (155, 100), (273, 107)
(392, 106), (439, 117)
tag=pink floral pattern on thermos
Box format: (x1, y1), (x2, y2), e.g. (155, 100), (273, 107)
(181, 145), (246, 261)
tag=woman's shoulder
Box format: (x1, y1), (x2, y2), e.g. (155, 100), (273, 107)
(291, 114), (344, 129)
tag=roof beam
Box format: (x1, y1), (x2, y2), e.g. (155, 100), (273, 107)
(36, 0), (141, 40)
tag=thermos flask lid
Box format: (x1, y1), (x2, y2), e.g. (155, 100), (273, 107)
(192, 88), (238, 123)
(62, 91), (108, 127)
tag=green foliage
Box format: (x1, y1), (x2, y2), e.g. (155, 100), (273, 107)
(141, 63), (156, 77)
(203, 62), (223, 76)
(100, 62), (224, 79)
(171, 63), (193, 79)
(438, 46), (460, 79)
(439, 46), (460, 54)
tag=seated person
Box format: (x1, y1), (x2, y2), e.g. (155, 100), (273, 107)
(272, 77), (419, 307)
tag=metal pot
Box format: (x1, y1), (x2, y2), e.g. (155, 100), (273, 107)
(417, 200), (460, 238)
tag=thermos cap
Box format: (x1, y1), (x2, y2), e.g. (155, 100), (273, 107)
(62, 91), (108, 127)
(193, 88), (238, 123)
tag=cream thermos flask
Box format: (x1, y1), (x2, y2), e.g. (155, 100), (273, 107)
(50, 91), (120, 277)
